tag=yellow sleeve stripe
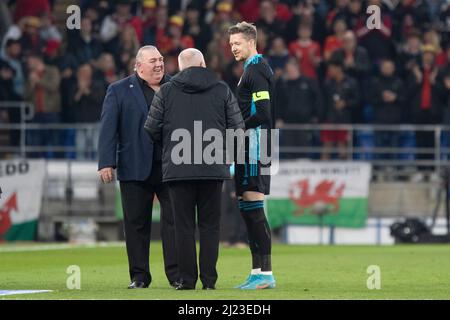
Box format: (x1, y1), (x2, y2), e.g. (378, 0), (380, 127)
(252, 91), (270, 102)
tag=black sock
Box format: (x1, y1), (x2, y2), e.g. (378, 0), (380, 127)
(240, 200), (260, 269)
(239, 201), (272, 271)
(260, 255), (272, 272)
(251, 254), (261, 270)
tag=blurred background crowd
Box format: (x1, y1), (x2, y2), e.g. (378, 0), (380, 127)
(0, 0), (450, 162)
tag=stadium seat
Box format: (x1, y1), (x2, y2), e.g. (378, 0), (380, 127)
(45, 160), (70, 200)
(45, 161), (100, 201)
(399, 131), (416, 160)
(354, 130), (374, 160)
(69, 161), (100, 200)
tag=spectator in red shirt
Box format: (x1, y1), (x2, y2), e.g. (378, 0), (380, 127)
(273, 0), (292, 22)
(288, 23), (322, 79)
(324, 18), (347, 61)
(406, 44), (443, 164)
(407, 44), (441, 121)
(423, 29), (447, 67)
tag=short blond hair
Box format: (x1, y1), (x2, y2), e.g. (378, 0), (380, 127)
(228, 21), (257, 41)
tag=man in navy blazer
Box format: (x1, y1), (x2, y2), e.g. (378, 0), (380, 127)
(98, 45), (178, 289)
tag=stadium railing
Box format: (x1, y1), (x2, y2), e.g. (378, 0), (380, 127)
(1, 122), (450, 172)
(0, 101), (35, 156)
(278, 123), (450, 175)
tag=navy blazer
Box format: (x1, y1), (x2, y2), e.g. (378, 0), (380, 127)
(98, 73), (169, 181)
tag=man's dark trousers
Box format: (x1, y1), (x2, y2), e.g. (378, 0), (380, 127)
(168, 180), (223, 288)
(120, 161), (178, 285)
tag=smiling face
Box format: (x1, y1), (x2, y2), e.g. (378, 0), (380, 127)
(136, 48), (164, 85)
(229, 33), (255, 62)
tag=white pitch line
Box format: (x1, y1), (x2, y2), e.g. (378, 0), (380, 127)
(0, 290), (53, 296)
(0, 242), (125, 253)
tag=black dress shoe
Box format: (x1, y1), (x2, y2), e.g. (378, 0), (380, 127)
(170, 281), (181, 288)
(175, 283), (195, 290)
(128, 281), (149, 289)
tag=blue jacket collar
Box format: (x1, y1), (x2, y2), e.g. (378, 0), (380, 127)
(244, 53), (263, 69)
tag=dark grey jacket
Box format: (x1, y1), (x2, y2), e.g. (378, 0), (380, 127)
(144, 66), (244, 182)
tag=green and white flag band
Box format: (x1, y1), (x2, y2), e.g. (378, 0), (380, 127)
(267, 161), (372, 229)
(0, 160), (45, 241)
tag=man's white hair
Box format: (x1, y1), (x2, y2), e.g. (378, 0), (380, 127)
(178, 48), (206, 71)
(134, 45), (158, 71)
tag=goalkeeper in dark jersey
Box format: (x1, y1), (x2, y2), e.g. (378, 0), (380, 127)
(228, 22), (276, 290)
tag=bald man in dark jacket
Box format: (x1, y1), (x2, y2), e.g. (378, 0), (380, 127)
(145, 48), (244, 290)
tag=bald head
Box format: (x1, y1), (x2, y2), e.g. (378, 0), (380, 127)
(178, 48), (206, 71)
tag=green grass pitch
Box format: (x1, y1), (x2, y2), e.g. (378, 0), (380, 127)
(1, 242), (450, 299)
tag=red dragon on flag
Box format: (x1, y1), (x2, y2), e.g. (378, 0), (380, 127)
(289, 179), (345, 216)
(0, 193), (17, 241)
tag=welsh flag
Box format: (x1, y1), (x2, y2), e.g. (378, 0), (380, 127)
(0, 160), (46, 241)
(267, 161), (372, 229)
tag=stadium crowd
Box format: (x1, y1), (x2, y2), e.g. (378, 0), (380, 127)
(0, 0), (450, 161)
